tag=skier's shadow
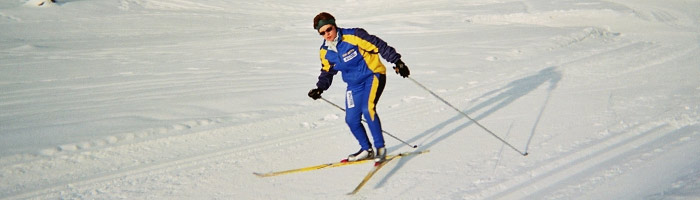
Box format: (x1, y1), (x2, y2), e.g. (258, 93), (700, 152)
(375, 67), (561, 188)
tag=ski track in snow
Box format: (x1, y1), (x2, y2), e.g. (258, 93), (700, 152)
(2, 120), (337, 199)
(1, 0), (699, 199)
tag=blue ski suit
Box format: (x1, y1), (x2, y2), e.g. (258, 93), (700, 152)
(315, 27), (402, 150)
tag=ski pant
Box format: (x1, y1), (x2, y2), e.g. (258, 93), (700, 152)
(345, 73), (386, 150)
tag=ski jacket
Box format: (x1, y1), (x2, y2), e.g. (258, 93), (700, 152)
(316, 28), (401, 90)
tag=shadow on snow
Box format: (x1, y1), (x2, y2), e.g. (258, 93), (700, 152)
(376, 66), (562, 189)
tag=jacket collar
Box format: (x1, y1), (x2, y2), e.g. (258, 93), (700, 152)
(324, 28), (342, 52)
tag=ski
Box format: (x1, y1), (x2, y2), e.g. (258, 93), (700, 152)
(347, 150), (430, 195)
(253, 150), (428, 177)
(253, 158), (373, 177)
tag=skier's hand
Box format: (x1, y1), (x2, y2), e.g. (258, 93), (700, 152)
(308, 88), (323, 100)
(393, 59), (410, 78)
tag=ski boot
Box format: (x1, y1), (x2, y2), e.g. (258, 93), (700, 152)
(346, 148), (374, 162)
(374, 147), (386, 163)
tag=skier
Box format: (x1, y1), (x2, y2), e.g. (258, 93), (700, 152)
(307, 12), (410, 162)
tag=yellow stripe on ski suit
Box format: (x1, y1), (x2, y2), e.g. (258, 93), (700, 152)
(320, 49), (331, 72)
(341, 34), (387, 75)
(367, 74), (380, 121)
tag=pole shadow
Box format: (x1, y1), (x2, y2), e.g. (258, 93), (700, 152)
(375, 66), (562, 189)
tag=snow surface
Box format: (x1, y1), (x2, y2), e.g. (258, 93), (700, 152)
(1, 0), (699, 199)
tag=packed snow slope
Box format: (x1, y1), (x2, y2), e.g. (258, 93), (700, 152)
(1, 0), (699, 199)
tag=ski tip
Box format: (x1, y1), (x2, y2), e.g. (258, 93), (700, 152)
(253, 172), (269, 177)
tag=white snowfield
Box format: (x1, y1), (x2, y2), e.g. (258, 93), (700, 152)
(1, 0), (699, 199)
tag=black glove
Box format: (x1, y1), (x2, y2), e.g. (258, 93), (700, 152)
(393, 59), (410, 78)
(308, 88), (323, 100)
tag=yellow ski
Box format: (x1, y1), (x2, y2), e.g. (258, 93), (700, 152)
(254, 150), (428, 178)
(254, 159), (373, 177)
(348, 150), (430, 195)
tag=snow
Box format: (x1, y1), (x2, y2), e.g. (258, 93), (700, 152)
(1, 0), (699, 199)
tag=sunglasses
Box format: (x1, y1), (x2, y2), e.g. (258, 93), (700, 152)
(318, 26), (334, 36)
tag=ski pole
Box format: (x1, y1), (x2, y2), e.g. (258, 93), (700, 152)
(319, 97), (418, 148)
(408, 77), (528, 156)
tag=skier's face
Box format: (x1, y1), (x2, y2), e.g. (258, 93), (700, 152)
(318, 24), (336, 42)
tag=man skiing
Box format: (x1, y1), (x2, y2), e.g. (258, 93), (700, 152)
(307, 12), (410, 163)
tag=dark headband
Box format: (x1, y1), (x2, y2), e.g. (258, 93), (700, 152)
(315, 19), (336, 30)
